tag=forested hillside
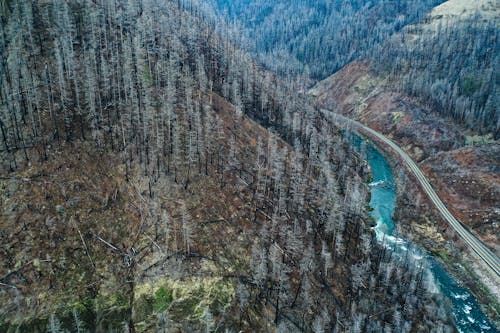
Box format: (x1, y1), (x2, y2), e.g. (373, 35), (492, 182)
(205, 0), (498, 136)
(372, 6), (499, 135)
(0, 0), (454, 332)
(208, 0), (444, 80)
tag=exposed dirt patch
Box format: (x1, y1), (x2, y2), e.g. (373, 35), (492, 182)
(422, 144), (500, 252)
(312, 62), (464, 161)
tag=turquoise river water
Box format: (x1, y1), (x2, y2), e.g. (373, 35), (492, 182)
(355, 136), (497, 333)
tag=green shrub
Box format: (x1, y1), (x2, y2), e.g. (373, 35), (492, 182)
(154, 287), (173, 312)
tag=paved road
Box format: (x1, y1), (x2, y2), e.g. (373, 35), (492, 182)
(328, 111), (500, 277)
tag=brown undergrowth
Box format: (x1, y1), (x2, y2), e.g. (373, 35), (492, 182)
(0, 94), (318, 332)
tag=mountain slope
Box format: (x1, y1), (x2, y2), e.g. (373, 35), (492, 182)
(209, 0), (445, 80)
(371, 0), (499, 135)
(0, 0), (455, 332)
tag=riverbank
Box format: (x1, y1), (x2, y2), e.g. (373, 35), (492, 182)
(325, 104), (500, 327)
(393, 163), (500, 327)
(360, 134), (500, 327)
(358, 136), (498, 331)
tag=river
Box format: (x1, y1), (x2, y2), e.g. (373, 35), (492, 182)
(354, 135), (496, 333)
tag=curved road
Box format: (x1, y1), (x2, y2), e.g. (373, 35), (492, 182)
(327, 111), (500, 277)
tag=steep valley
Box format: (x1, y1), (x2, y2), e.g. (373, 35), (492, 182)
(309, 0), (499, 323)
(0, 0), (498, 331)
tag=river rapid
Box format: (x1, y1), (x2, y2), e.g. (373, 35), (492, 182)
(354, 135), (496, 333)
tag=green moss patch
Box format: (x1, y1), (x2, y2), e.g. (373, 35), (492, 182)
(134, 276), (234, 328)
